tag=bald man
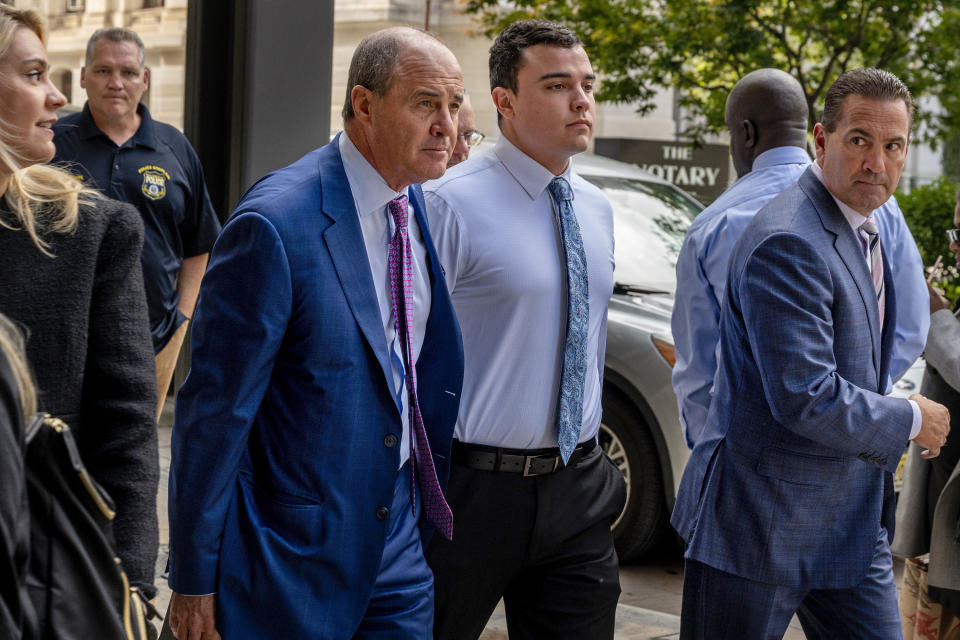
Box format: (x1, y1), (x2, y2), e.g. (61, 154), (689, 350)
(671, 68), (928, 448)
(166, 27), (464, 639)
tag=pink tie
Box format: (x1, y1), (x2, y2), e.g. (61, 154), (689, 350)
(859, 219), (885, 327)
(387, 195), (454, 540)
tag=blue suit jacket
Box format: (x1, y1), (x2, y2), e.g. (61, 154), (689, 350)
(670, 168), (913, 589)
(168, 136), (464, 638)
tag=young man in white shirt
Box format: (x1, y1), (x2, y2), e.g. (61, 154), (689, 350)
(424, 19), (624, 640)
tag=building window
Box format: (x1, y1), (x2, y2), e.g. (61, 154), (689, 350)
(143, 0), (164, 7)
(66, 0), (84, 12)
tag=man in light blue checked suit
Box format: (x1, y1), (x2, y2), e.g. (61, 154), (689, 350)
(672, 68), (951, 639)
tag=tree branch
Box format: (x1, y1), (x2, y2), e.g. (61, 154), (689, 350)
(674, 69), (733, 92)
(746, 6), (800, 63)
(811, 50), (842, 100)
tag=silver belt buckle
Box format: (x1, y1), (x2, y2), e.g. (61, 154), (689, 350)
(523, 454), (560, 476)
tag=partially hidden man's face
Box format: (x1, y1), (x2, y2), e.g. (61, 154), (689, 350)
(366, 42), (463, 189)
(448, 99), (476, 168)
(814, 94), (910, 216)
(81, 40), (149, 123)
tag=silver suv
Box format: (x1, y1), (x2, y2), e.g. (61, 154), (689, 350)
(571, 152), (700, 560)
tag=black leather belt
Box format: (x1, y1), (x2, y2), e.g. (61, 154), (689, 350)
(452, 439), (597, 476)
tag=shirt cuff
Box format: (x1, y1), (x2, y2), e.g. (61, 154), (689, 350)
(907, 399), (922, 440)
(169, 587), (217, 597)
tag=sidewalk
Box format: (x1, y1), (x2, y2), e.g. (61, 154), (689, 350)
(478, 603), (682, 640)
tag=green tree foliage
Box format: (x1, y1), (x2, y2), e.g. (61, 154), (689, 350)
(897, 177), (957, 264)
(943, 134), (960, 182)
(466, 0), (960, 145)
(896, 177), (960, 298)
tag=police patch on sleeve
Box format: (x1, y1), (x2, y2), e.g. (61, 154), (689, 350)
(139, 165), (170, 201)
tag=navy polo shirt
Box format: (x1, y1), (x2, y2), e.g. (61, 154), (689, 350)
(53, 103), (220, 353)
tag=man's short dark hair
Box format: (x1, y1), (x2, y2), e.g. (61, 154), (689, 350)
(85, 28), (145, 68)
(821, 68), (914, 133)
(488, 19), (581, 94)
(341, 27), (437, 121)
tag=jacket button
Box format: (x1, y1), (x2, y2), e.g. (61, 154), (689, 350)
(376, 506), (390, 520)
(384, 434), (398, 448)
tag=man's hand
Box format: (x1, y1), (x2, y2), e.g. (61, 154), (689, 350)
(168, 593), (220, 640)
(928, 282), (951, 314)
(911, 393), (950, 459)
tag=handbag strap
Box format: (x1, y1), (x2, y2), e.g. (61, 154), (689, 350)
(24, 412), (46, 445)
(26, 412), (116, 520)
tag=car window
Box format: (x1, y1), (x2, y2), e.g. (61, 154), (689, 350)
(582, 175), (701, 293)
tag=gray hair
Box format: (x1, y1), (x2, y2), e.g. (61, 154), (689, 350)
(341, 27), (438, 121)
(821, 68), (914, 133)
(85, 27), (145, 68)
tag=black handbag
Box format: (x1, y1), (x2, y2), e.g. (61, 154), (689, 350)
(24, 413), (154, 640)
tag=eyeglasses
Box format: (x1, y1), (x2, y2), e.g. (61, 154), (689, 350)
(459, 131), (485, 147)
(947, 229), (960, 244)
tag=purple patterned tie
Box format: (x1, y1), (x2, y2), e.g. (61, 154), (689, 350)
(387, 195), (454, 540)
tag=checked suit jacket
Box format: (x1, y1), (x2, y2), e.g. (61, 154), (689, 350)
(167, 134), (464, 638)
(671, 167), (914, 590)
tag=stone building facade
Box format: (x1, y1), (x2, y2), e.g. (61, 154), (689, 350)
(19, 0), (939, 197)
(18, 0), (188, 129)
(24, 0), (688, 153)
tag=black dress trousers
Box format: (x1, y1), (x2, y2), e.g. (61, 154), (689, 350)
(426, 443), (627, 640)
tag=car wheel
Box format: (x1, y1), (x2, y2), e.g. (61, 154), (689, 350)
(599, 389), (668, 561)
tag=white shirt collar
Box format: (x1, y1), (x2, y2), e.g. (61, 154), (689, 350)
(810, 161), (875, 232)
(493, 135), (575, 202)
(338, 131), (408, 217)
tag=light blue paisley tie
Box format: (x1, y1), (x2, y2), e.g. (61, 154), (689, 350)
(548, 177), (589, 464)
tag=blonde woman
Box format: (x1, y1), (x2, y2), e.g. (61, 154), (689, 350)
(0, 4), (158, 625)
(0, 315), (35, 639)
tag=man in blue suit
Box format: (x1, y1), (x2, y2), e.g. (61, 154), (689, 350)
(672, 68), (950, 638)
(165, 27), (465, 639)
(672, 68), (928, 450)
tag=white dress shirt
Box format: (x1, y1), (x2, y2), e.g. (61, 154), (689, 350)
(424, 136), (615, 449)
(809, 161), (921, 438)
(339, 132), (431, 466)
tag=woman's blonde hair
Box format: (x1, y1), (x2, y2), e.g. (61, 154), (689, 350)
(0, 5), (100, 254)
(0, 314), (35, 419)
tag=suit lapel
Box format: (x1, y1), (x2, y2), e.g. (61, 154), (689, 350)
(879, 248), (897, 387)
(798, 170), (882, 384)
(410, 182), (465, 494)
(410, 184), (453, 379)
(318, 136), (394, 396)
(409, 186), (441, 308)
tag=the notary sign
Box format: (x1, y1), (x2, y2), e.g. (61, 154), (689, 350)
(595, 138), (730, 204)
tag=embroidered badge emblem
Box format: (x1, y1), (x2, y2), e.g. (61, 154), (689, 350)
(139, 165), (170, 201)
